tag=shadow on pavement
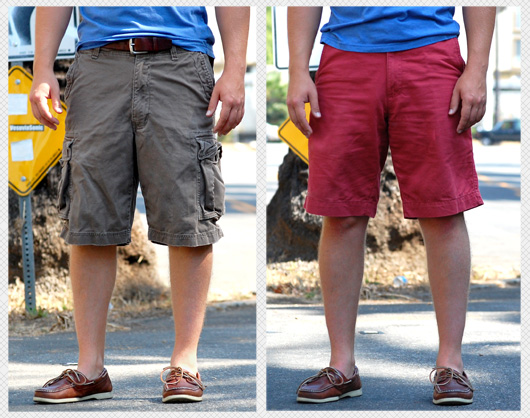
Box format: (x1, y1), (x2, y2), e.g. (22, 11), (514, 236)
(9, 305), (256, 412)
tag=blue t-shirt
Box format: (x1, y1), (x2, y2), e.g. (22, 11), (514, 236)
(321, 7), (460, 53)
(77, 7), (215, 57)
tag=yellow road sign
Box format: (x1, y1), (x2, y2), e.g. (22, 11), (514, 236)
(8, 66), (67, 196)
(277, 103), (310, 165)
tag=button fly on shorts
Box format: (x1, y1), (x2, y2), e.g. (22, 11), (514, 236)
(132, 57), (151, 130)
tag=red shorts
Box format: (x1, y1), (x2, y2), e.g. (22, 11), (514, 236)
(305, 38), (483, 218)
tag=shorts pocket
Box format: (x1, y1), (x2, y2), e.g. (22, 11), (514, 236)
(195, 132), (225, 220)
(64, 56), (78, 103)
(57, 136), (75, 219)
(451, 38), (466, 72)
(194, 53), (215, 101)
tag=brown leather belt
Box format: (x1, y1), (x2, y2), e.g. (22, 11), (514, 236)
(102, 37), (173, 54)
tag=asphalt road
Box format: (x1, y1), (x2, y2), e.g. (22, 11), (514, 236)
(9, 303), (256, 412)
(266, 285), (520, 411)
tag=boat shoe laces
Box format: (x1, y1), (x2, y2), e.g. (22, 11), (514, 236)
(297, 366), (346, 392)
(429, 367), (474, 392)
(160, 366), (205, 390)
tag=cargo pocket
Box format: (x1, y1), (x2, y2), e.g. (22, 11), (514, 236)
(57, 136), (74, 220)
(196, 132), (225, 220)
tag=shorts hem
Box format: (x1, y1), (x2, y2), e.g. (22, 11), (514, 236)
(304, 196), (377, 218)
(403, 190), (484, 219)
(148, 227), (223, 247)
(61, 227), (131, 246)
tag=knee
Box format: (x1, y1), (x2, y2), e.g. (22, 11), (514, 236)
(419, 213), (465, 234)
(323, 216), (369, 234)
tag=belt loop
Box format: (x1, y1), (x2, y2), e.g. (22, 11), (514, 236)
(91, 47), (100, 60)
(170, 46), (178, 61)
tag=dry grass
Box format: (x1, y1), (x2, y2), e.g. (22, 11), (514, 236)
(267, 258), (520, 302)
(8, 273), (255, 337)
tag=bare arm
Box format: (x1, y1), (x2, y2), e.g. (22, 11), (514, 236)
(29, 7), (73, 130)
(286, 7), (322, 137)
(33, 7), (72, 71)
(210, 7), (250, 136)
(450, 7), (496, 133)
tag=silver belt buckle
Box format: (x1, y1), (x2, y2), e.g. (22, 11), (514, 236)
(129, 39), (148, 55)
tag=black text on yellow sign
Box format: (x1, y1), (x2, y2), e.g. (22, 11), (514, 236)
(8, 66), (67, 196)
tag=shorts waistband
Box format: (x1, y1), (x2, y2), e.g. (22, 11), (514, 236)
(102, 37), (173, 54)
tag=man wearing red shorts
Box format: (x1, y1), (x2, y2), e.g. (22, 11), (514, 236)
(287, 7), (495, 405)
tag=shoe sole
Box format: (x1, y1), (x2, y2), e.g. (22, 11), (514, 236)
(297, 388), (362, 403)
(433, 397), (473, 406)
(163, 394), (203, 403)
(33, 391), (114, 404)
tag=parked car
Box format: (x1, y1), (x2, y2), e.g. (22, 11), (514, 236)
(474, 119), (520, 146)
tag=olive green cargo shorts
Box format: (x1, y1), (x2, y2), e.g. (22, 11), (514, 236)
(58, 46), (224, 246)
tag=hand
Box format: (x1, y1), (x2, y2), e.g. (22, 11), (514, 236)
(449, 67), (487, 134)
(206, 71), (245, 136)
(29, 69), (62, 130)
(286, 70), (320, 138)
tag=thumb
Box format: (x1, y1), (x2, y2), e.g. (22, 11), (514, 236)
(309, 89), (321, 118)
(448, 86), (460, 115)
(51, 85), (62, 114)
(206, 88), (220, 117)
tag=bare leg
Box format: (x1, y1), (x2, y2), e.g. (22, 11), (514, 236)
(69, 245), (117, 380)
(319, 216), (369, 378)
(419, 213), (470, 372)
(168, 245), (213, 374)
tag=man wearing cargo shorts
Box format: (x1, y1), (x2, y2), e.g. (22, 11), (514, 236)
(287, 7), (495, 405)
(29, 6), (249, 404)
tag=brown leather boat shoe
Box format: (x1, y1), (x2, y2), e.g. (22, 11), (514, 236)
(161, 366), (205, 403)
(430, 366), (474, 405)
(296, 366), (362, 403)
(33, 368), (113, 404)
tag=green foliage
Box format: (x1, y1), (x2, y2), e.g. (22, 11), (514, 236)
(267, 71), (288, 126)
(26, 307), (48, 319)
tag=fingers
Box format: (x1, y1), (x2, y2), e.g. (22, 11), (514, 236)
(51, 91), (63, 115)
(286, 81), (320, 138)
(448, 87), (460, 116)
(286, 101), (300, 133)
(206, 89), (220, 118)
(296, 102), (312, 137)
(29, 81), (61, 130)
(31, 94), (60, 130)
(208, 77), (245, 136)
(213, 97), (244, 136)
(287, 99), (312, 137)
(457, 100), (471, 134)
(450, 72), (487, 134)
(457, 96), (487, 134)
(308, 89), (321, 119)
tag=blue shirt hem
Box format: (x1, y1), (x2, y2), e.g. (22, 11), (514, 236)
(321, 33), (458, 53)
